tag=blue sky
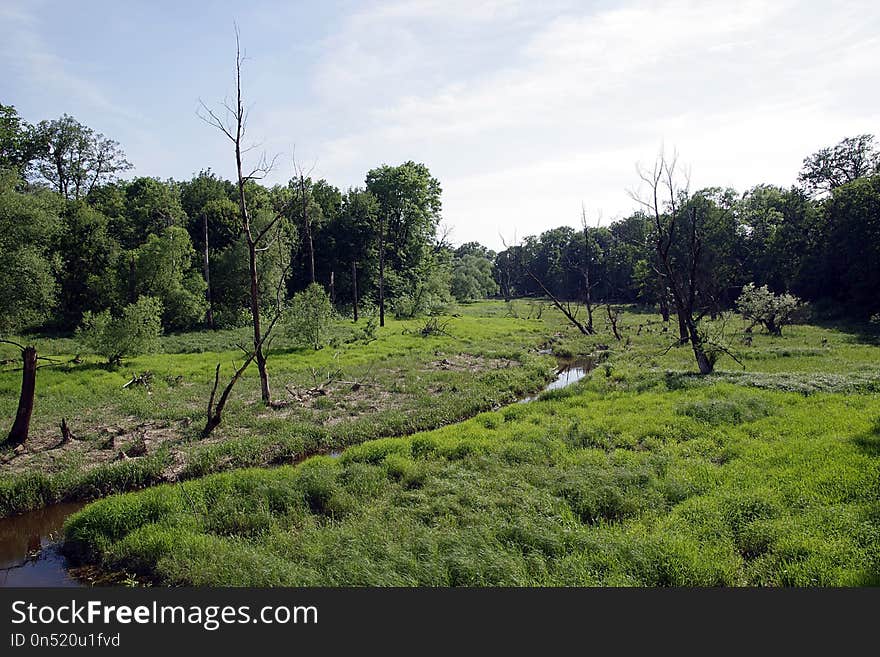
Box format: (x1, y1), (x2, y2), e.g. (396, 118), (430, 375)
(3, 0), (879, 249)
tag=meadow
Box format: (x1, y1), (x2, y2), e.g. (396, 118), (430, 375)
(0, 303), (555, 517)
(57, 301), (880, 586)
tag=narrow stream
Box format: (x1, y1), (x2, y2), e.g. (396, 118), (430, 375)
(0, 502), (86, 587)
(0, 354), (596, 587)
(518, 355), (596, 403)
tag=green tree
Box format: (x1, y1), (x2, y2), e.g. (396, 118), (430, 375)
(451, 253), (498, 302)
(365, 161), (442, 325)
(286, 283), (333, 350)
(0, 104), (41, 179)
(130, 226), (208, 331)
(820, 174), (880, 314)
(76, 296), (163, 365)
(32, 114), (132, 200)
(55, 202), (123, 328)
(798, 134), (879, 196)
(735, 283), (801, 335)
(0, 169), (62, 331)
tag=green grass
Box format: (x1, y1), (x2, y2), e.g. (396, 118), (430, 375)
(0, 303), (557, 516)
(60, 304), (880, 586)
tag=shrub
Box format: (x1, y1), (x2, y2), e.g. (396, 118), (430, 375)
(286, 283), (334, 350)
(736, 283), (801, 336)
(76, 296), (163, 365)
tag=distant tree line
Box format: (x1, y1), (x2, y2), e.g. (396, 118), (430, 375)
(495, 135), (880, 321)
(0, 103), (501, 340)
(2, 100), (878, 345)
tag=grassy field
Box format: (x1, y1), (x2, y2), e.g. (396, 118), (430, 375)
(59, 302), (880, 586)
(0, 303), (556, 517)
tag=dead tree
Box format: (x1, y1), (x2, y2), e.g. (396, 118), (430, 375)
(198, 28), (290, 405)
(526, 269), (591, 335)
(3, 340), (37, 447)
(202, 221), (291, 436)
(605, 304), (622, 341)
(294, 156), (316, 285)
(630, 149), (715, 374)
(496, 231), (518, 302)
(352, 261), (359, 322)
(578, 204), (601, 334)
(202, 211), (215, 329)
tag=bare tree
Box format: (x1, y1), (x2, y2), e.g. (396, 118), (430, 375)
(501, 232), (592, 335)
(198, 27), (287, 404)
(201, 211), (215, 329)
(202, 218), (291, 436)
(629, 149), (715, 374)
(2, 340), (37, 446)
(293, 154), (317, 284)
(496, 230), (517, 302)
(577, 204), (600, 334)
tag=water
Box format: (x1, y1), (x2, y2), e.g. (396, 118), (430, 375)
(0, 502), (86, 587)
(0, 355), (595, 586)
(519, 356), (596, 403)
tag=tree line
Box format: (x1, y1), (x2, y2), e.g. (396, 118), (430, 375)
(495, 136), (880, 325)
(0, 103), (502, 340)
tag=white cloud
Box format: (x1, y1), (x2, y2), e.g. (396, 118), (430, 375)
(292, 0), (880, 249)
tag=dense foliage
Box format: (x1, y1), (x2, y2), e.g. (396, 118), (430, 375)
(75, 295), (163, 365)
(1, 101), (879, 341)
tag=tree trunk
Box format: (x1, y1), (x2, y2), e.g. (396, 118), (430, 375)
(582, 219), (594, 332)
(583, 270), (594, 333)
(246, 239), (271, 404)
(202, 213), (214, 329)
(378, 216), (386, 327)
(658, 285), (670, 322)
(7, 346), (36, 446)
(329, 270), (335, 304)
(527, 270), (591, 335)
(677, 310), (689, 343)
(300, 175), (315, 285)
(352, 261), (359, 322)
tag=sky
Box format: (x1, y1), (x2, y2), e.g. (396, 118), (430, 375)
(2, 0), (879, 250)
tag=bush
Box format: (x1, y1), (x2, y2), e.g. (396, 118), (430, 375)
(736, 283), (801, 336)
(286, 283), (334, 350)
(76, 296), (163, 365)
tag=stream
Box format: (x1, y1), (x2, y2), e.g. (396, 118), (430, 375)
(0, 502), (86, 587)
(0, 354), (596, 587)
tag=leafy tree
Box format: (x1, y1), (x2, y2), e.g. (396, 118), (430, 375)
(819, 174), (880, 315)
(32, 114), (131, 200)
(455, 242), (494, 260)
(0, 104), (41, 179)
(130, 226), (208, 330)
(451, 253), (498, 301)
(0, 169), (62, 331)
(76, 296), (163, 365)
(286, 283), (333, 350)
(736, 283), (801, 335)
(179, 170), (240, 328)
(54, 202), (123, 328)
(798, 134), (879, 196)
(366, 161), (442, 325)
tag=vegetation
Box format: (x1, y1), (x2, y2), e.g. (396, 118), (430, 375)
(736, 284), (801, 336)
(76, 296), (163, 366)
(0, 303), (554, 517)
(286, 283), (334, 350)
(2, 83), (879, 588)
(61, 304), (880, 586)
